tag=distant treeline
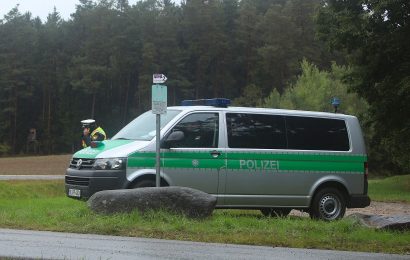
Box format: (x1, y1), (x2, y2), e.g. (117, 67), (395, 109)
(0, 0), (408, 174)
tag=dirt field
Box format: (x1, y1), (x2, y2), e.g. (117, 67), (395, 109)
(0, 154), (72, 175)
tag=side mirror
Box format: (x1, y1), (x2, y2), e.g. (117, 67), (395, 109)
(162, 131), (184, 148)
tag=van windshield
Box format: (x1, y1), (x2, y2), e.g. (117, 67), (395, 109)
(112, 110), (181, 141)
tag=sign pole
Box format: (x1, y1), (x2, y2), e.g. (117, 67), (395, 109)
(152, 74), (167, 188)
(155, 113), (160, 187)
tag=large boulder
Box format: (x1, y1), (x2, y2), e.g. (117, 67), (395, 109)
(87, 186), (217, 218)
(348, 213), (410, 231)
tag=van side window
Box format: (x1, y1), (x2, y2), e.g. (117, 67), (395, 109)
(226, 113), (287, 149)
(286, 116), (349, 151)
(170, 113), (219, 148)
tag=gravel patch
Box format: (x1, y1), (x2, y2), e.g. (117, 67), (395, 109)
(290, 201), (410, 217)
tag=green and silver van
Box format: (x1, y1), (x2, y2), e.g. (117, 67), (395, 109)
(65, 99), (370, 220)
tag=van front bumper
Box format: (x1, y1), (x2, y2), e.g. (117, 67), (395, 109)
(65, 168), (128, 199)
(348, 195), (371, 208)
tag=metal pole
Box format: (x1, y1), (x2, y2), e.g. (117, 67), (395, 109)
(156, 113), (161, 187)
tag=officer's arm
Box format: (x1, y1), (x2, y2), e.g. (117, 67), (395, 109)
(92, 132), (106, 141)
(82, 135), (91, 147)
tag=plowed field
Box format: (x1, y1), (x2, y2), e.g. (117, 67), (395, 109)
(0, 155), (71, 175)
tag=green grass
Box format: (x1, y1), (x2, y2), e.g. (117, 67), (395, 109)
(0, 180), (410, 254)
(369, 175), (410, 202)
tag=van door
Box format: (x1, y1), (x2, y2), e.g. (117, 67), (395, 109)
(222, 112), (288, 207)
(162, 112), (224, 195)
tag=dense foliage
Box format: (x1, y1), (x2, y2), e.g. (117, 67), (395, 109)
(316, 0), (410, 172)
(0, 0), (331, 154)
(0, 0), (407, 173)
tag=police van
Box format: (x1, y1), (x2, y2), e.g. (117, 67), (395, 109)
(65, 98), (370, 220)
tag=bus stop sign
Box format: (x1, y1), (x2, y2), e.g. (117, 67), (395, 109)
(152, 84), (167, 114)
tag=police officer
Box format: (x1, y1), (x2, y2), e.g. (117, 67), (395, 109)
(81, 119), (106, 148)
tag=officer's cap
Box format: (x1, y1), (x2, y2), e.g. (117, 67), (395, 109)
(81, 119), (96, 128)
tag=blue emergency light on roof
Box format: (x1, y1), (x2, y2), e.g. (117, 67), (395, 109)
(331, 97), (341, 107)
(181, 98), (231, 107)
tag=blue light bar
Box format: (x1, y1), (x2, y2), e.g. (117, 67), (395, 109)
(181, 98), (231, 107)
(331, 97), (341, 106)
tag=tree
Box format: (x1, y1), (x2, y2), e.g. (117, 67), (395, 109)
(236, 0), (335, 96)
(262, 60), (368, 117)
(316, 0), (410, 172)
(233, 83), (264, 107)
(36, 9), (66, 153)
(69, 1), (116, 118)
(236, 0), (261, 88)
(254, 3), (298, 93)
(0, 7), (38, 153)
(181, 0), (229, 98)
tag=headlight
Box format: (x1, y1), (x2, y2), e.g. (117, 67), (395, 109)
(93, 158), (126, 170)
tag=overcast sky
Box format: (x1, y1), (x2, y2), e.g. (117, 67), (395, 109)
(0, 0), (180, 22)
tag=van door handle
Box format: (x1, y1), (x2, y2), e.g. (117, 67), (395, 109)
(210, 150), (221, 158)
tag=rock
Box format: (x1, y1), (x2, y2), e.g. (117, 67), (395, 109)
(87, 186), (217, 219)
(348, 213), (410, 231)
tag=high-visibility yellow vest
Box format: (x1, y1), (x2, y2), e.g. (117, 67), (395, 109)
(82, 127), (106, 148)
(91, 127), (106, 141)
(82, 139), (87, 148)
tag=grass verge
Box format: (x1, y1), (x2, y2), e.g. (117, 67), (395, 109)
(0, 179), (409, 254)
(368, 175), (410, 203)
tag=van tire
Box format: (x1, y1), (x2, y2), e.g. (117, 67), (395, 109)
(260, 208), (291, 217)
(309, 187), (346, 221)
(130, 179), (156, 188)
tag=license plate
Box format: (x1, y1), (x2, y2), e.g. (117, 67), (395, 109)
(68, 188), (81, 198)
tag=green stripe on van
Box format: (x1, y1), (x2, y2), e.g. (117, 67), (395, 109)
(130, 151), (217, 159)
(226, 152), (366, 162)
(128, 151), (366, 173)
(127, 154), (225, 169)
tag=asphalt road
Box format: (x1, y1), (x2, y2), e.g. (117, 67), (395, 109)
(0, 175), (64, 180)
(0, 228), (408, 260)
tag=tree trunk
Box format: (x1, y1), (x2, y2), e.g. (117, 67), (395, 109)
(47, 84), (52, 154)
(173, 83), (176, 106)
(42, 85), (46, 123)
(137, 82), (141, 114)
(11, 91), (18, 154)
(91, 92), (96, 118)
(122, 73), (131, 124)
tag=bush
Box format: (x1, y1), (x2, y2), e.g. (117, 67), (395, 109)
(0, 143), (10, 155)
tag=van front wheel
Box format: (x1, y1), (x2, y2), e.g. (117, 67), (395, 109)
(310, 187), (346, 221)
(260, 208), (291, 217)
(130, 179), (156, 188)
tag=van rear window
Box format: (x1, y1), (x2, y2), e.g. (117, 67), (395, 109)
(226, 113), (350, 151)
(286, 116), (349, 151)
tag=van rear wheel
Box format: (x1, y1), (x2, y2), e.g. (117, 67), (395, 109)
(260, 208), (291, 217)
(310, 187), (346, 221)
